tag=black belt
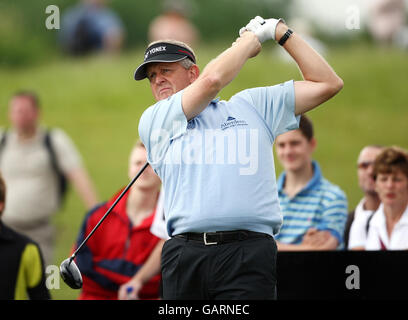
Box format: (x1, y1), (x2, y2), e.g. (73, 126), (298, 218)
(174, 230), (271, 245)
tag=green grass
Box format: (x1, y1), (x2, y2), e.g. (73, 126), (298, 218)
(1, 43), (407, 299)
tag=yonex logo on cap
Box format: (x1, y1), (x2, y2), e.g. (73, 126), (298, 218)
(135, 42), (196, 80)
(145, 46), (167, 60)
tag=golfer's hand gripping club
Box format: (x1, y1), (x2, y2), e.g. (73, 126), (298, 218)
(239, 16), (285, 43)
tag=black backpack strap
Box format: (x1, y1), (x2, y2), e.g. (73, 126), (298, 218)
(0, 130), (8, 162)
(44, 130), (60, 174)
(343, 209), (355, 249)
(44, 129), (68, 204)
(0, 129), (7, 149)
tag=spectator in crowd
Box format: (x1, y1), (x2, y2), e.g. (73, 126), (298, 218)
(0, 91), (99, 266)
(148, 0), (199, 47)
(136, 13), (343, 299)
(274, 115), (348, 250)
(74, 141), (162, 300)
(365, 146), (408, 250)
(118, 191), (168, 300)
(345, 145), (384, 250)
(60, 0), (125, 56)
(367, 0), (408, 48)
(0, 172), (50, 300)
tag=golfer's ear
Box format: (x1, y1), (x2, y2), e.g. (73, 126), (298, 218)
(188, 65), (200, 83)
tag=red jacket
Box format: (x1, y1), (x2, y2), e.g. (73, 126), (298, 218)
(74, 189), (161, 300)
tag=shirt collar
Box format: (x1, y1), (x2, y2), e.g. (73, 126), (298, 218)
(210, 97), (220, 104)
(355, 198), (376, 216)
(371, 204), (408, 227)
(0, 221), (15, 241)
(397, 205), (408, 225)
(277, 160), (322, 195)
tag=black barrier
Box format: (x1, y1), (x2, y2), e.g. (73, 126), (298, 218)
(276, 251), (408, 300)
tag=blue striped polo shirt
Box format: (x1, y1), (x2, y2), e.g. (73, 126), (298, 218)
(275, 161), (348, 248)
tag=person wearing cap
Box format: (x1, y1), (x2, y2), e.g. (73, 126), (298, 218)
(136, 16), (343, 299)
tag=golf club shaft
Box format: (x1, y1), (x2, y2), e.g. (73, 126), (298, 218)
(71, 162), (150, 259)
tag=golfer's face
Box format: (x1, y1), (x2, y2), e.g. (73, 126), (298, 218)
(275, 130), (315, 172)
(146, 62), (194, 101)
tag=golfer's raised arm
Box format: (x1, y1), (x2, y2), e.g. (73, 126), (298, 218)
(240, 16), (343, 116)
(276, 23), (344, 115)
(182, 31), (261, 120)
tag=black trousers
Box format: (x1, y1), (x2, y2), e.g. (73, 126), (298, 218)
(161, 234), (277, 300)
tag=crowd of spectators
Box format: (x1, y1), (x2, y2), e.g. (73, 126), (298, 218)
(1, 0), (407, 301)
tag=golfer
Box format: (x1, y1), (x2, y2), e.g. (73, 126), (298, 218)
(136, 16), (343, 299)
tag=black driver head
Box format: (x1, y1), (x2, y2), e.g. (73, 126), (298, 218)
(60, 257), (83, 289)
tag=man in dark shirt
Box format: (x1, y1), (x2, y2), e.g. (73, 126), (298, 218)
(0, 173), (50, 300)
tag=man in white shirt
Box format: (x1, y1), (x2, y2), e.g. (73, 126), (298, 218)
(346, 145), (384, 250)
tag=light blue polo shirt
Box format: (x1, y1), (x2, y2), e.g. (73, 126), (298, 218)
(139, 80), (299, 237)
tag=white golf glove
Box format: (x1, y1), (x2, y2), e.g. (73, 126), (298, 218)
(239, 16), (285, 43)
